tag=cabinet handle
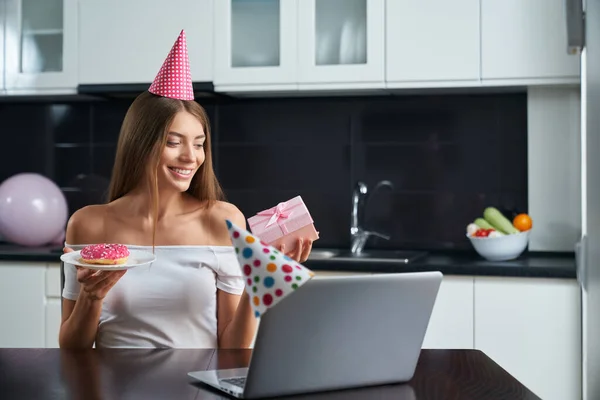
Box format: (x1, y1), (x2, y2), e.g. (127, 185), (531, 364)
(575, 235), (587, 291)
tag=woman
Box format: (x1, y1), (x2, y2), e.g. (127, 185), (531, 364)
(59, 31), (313, 350)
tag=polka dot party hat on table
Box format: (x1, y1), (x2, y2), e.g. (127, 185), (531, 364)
(148, 29), (194, 100)
(226, 219), (315, 318)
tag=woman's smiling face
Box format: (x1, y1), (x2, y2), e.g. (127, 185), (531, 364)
(157, 110), (206, 193)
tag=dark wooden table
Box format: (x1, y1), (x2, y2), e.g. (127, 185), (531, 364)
(0, 348), (540, 399)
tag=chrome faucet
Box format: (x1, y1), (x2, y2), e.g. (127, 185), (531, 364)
(350, 180), (394, 255)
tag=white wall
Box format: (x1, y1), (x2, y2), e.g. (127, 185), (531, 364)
(527, 86), (581, 251)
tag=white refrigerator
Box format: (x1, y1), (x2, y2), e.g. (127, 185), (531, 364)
(568, 0), (600, 399)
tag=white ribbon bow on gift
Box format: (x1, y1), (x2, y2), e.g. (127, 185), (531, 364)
(258, 201), (292, 231)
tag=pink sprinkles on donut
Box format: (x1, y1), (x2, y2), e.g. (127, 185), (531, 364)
(81, 243), (130, 261)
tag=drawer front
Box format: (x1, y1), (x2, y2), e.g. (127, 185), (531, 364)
(46, 263), (62, 298)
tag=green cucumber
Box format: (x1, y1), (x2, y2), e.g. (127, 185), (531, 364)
(474, 218), (494, 230)
(483, 207), (520, 234)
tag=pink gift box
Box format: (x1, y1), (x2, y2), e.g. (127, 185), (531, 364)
(247, 196), (319, 252)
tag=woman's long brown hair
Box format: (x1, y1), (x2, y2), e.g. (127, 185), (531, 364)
(107, 91), (224, 247)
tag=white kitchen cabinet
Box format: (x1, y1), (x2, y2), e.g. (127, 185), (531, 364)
(79, 0), (213, 85)
(0, 10), (5, 93)
(214, 0), (385, 92)
(4, 0), (78, 92)
(474, 276), (581, 400)
(45, 298), (61, 348)
(297, 0), (385, 88)
(481, 0), (580, 85)
(0, 262), (62, 348)
(385, 0), (480, 88)
(214, 0), (298, 90)
(45, 263), (62, 348)
(422, 276), (474, 349)
(0, 263), (46, 347)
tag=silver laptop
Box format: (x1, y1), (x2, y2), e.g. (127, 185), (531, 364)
(188, 271), (442, 399)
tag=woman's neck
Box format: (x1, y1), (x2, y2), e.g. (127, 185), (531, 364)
(125, 185), (189, 221)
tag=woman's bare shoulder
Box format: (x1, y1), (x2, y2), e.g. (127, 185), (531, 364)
(65, 204), (108, 245)
(209, 201), (246, 228)
(205, 201), (247, 245)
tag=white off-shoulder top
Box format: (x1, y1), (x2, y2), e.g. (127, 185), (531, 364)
(62, 244), (244, 349)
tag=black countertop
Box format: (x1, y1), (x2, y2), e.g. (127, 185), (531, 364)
(0, 243), (576, 280)
(0, 243), (64, 263)
(0, 348), (541, 400)
(303, 250), (576, 279)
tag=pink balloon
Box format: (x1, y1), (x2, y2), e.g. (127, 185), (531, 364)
(0, 173), (68, 247)
(50, 229), (66, 246)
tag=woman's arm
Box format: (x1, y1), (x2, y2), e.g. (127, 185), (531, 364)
(217, 235), (313, 348)
(217, 290), (256, 349)
(213, 202), (313, 348)
(212, 203), (256, 348)
(59, 294), (105, 349)
(59, 206), (125, 349)
(60, 267), (125, 348)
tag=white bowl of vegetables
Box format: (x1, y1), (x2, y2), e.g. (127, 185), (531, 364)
(466, 207), (533, 262)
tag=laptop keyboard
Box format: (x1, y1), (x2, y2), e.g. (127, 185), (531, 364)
(220, 377), (246, 388)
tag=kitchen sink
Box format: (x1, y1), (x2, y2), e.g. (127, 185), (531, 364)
(307, 250), (340, 260)
(334, 250), (428, 264)
(308, 249), (428, 264)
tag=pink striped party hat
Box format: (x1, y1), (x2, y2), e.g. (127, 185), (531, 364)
(148, 29), (194, 100)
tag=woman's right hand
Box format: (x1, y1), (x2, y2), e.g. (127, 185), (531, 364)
(64, 247), (126, 301)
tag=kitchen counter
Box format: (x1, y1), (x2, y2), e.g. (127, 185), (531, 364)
(0, 242), (63, 262)
(303, 249), (576, 279)
(0, 348), (541, 399)
(0, 242), (576, 279)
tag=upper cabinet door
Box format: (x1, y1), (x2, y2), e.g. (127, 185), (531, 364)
(297, 0), (385, 87)
(213, 0), (297, 88)
(79, 0), (213, 85)
(0, 6), (5, 92)
(385, 0), (480, 87)
(481, 0), (580, 83)
(5, 0), (78, 91)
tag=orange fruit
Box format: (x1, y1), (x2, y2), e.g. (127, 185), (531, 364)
(513, 213), (532, 231)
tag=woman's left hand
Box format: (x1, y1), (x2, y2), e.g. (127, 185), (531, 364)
(279, 238), (313, 263)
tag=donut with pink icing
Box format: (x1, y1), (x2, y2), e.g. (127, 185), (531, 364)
(80, 244), (130, 265)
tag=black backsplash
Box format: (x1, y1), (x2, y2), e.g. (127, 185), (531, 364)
(0, 92), (527, 251)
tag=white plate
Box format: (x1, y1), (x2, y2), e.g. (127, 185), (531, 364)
(60, 249), (157, 271)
